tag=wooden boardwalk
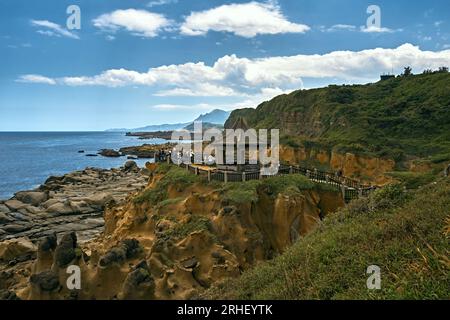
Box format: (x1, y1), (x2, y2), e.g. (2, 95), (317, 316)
(168, 157), (377, 203)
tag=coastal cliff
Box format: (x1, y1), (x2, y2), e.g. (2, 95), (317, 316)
(227, 72), (450, 183)
(0, 163), (343, 300)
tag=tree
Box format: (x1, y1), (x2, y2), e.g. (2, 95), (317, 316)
(438, 66), (449, 73)
(402, 66), (413, 77)
(423, 69), (433, 74)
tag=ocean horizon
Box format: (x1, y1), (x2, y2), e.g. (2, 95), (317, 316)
(0, 131), (164, 200)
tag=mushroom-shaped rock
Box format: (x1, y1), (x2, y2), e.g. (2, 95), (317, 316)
(119, 260), (155, 300)
(53, 232), (78, 268)
(99, 239), (141, 268)
(30, 271), (60, 292)
(34, 233), (58, 273)
(38, 233), (57, 253)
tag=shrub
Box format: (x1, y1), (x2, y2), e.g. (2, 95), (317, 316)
(156, 197), (184, 209)
(430, 153), (450, 164)
(155, 163), (172, 174)
(333, 183), (410, 222)
(133, 187), (166, 205)
(371, 183), (409, 210)
(261, 174), (315, 197)
(223, 180), (261, 204)
(387, 171), (436, 189)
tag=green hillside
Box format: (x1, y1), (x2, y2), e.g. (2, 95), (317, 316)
(204, 179), (450, 300)
(226, 72), (450, 163)
(206, 71), (450, 300)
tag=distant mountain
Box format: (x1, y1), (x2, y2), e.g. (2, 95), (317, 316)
(183, 122), (224, 131)
(107, 109), (230, 132)
(107, 123), (189, 133)
(193, 109), (230, 124)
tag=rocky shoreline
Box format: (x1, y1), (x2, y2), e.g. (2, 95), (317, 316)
(95, 143), (175, 159)
(0, 161), (149, 244)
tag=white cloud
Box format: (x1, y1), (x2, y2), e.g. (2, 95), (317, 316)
(17, 74), (56, 85)
(180, 1), (310, 38)
(321, 24), (400, 34)
(324, 24), (357, 32)
(360, 25), (397, 33)
(61, 68), (156, 87)
(155, 83), (237, 97)
(17, 44), (450, 113)
(147, 0), (178, 7)
(150, 87), (293, 112)
(36, 30), (57, 37)
(93, 9), (172, 38)
(31, 20), (79, 39)
(17, 44), (450, 101)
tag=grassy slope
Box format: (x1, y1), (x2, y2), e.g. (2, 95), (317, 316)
(204, 180), (450, 300)
(226, 72), (450, 162)
(135, 164), (338, 206)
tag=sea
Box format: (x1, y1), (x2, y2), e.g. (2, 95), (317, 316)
(0, 132), (166, 200)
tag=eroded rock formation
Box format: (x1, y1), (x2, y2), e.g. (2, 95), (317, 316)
(0, 163), (344, 300)
(280, 145), (396, 185)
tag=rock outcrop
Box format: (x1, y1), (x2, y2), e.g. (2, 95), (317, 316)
(0, 238), (36, 264)
(98, 149), (122, 157)
(0, 163), (148, 243)
(280, 145), (396, 185)
(119, 143), (174, 159)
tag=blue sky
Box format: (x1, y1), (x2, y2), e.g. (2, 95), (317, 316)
(0, 0), (449, 131)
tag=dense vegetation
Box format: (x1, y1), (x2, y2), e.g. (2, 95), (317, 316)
(226, 72), (450, 163)
(204, 179), (450, 300)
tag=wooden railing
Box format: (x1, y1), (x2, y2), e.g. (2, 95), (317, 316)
(169, 157), (377, 202)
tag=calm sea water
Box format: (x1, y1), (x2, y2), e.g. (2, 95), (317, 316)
(0, 132), (165, 200)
